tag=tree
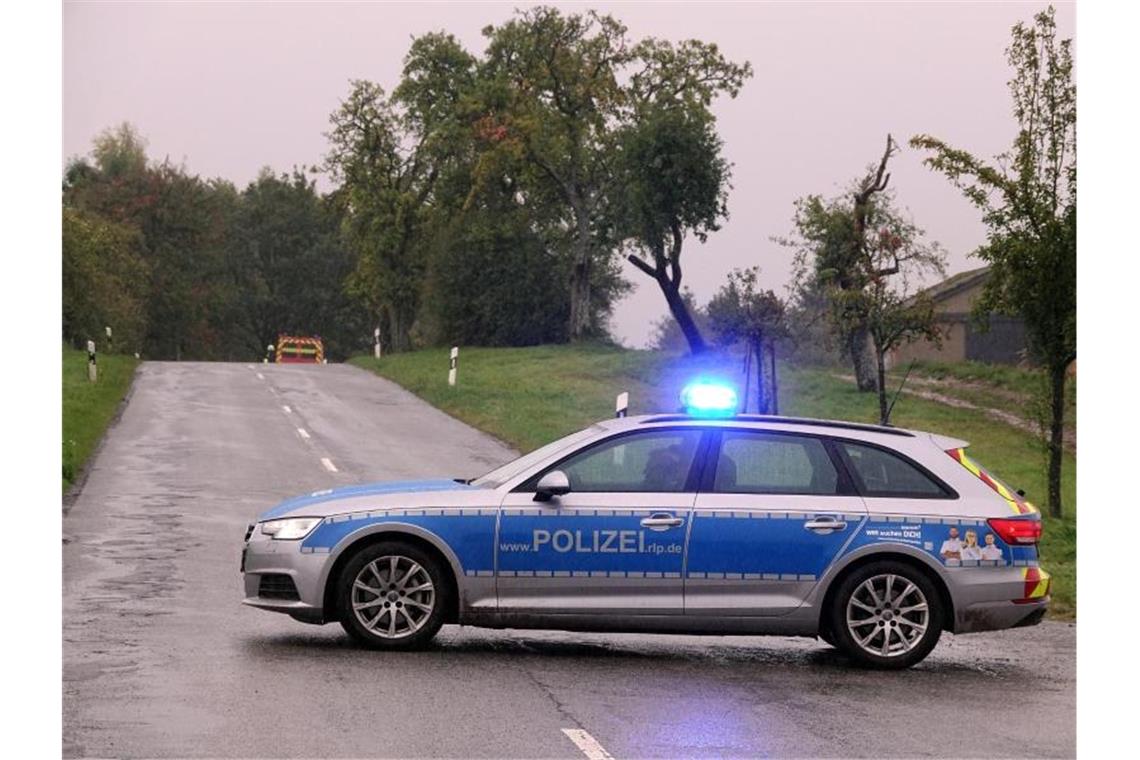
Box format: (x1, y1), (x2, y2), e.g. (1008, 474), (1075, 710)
(230, 169), (366, 361)
(65, 124), (248, 360)
(479, 7), (632, 340)
(707, 268), (789, 414)
(327, 35), (476, 351)
(784, 136), (945, 411)
(62, 208), (149, 353)
(618, 39), (751, 354)
(911, 7), (1075, 517)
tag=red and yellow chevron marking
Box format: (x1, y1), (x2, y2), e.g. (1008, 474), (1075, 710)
(1021, 567), (1051, 600)
(276, 335), (325, 364)
(947, 448), (1037, 515)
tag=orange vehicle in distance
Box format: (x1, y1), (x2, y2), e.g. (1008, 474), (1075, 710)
(276, 335), (325, 364)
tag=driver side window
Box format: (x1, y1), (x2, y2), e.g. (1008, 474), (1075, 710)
(535, 429), (703, 493)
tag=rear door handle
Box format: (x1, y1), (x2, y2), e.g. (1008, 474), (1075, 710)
(804, 517), (848, 532)
(641, 513), (684, 531)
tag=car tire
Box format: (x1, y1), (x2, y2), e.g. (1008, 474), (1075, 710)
(829, 560), (943, 669)
(337, 540), (449, 650)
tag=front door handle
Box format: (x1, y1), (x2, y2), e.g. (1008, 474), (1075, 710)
(804, 517), (848, 532)
(641, 513), (684, 531)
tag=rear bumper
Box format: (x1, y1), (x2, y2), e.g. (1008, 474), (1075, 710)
(954, 597), (1049, 633)
(947, 564), (1051, 633)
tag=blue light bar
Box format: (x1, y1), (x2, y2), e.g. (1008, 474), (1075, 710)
(681, 381), (738, 417)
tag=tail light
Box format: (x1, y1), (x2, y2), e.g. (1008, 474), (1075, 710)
(987, 517), (1042, 545)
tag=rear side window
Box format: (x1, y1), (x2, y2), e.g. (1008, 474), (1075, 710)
(840, 442), (949, 498)
(713, 432), (839, 495)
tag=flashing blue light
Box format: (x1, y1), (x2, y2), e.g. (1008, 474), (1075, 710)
(681, 381), (738, 417)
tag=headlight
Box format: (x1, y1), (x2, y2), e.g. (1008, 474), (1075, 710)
(260, 517), (322, 540)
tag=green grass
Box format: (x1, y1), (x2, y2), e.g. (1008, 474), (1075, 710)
(351, 344), (1076, 617)
(63, 347), (139, 493)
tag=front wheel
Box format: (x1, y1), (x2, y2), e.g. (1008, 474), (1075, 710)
(337, 541), (449, 650)
(829, 560), (943, 669)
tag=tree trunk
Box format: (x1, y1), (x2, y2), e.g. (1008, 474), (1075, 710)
(1046, 362), (1067, 518)
(876, 344), (888, 424)
(568, 210), (593, 340)
(847, 326), (877, 391)
(661, 277), (707, 354)
(769, 343), (779, 415)
(387, 304), (412, 353)
(753, 337), (766, 413)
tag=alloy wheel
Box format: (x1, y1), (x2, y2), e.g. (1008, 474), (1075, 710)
(845, 573), (930, 658)
(350, 555), (436, 639)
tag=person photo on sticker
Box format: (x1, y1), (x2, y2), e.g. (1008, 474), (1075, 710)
(980, 532), (1004, 561)
(940, 526), (963, 560)
(960, 529), (983, 560)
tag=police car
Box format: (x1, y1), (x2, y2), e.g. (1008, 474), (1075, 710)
(241, 381), (1049, 669)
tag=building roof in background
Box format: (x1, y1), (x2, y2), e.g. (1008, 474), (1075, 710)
(919, 265), (991, 304)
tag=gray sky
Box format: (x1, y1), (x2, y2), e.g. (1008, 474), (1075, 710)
(64, 0), (1075, 348)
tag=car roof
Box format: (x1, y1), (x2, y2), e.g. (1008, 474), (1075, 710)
(595, 413), (968, 449)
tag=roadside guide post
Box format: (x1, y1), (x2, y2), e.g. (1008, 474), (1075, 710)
(264, 343), (274, 364)
(374, 327), (382, 359)
(105, 325), (113, 352)
(87, 340), (97, 383)
(448, 346), (458, 387)
(615, 391), (629, 418)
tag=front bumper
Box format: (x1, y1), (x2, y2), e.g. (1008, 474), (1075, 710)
(241, 526), (331, 622)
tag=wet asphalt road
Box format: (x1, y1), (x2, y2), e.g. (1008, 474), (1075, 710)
(63, 362), (1076, 758)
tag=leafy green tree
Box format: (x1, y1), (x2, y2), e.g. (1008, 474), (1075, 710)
(230, 169), (367, 361)
(65, 124), (248, 360)
(707, 267), (789, 414)
(784, 136), (945, 414)
(479, 7), (632, 340)
(618, 104), (729, 355)
(911, 7), (1075, 517)
(62, 208), (149, 353)
(327, 36), (476, 351)
(619, 39), (750, 353)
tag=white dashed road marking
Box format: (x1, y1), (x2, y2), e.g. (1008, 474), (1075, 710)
(320, 457), (338, 473)
(282, 405), (292, 414)
(256, 373), (265, 380)
(297, 428), (310, 440)
(562, 729), (614, 760)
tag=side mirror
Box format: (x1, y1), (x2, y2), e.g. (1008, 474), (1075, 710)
(534, 470), (571, 502)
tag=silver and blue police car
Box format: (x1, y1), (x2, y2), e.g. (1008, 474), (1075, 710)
(241, 381), (1049, 669)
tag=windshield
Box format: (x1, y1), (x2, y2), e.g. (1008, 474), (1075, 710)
(471, 425), (604, 489)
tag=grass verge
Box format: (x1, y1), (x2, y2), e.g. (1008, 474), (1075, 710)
(350, 344), (1075, 617)
(63, 347), (139, 494)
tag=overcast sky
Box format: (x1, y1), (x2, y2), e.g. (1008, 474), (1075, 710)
(64, 0), (1075, 348)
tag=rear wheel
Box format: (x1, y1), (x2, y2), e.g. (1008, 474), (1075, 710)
(337, 541), (449, 650)
(829, 560), (943, 669)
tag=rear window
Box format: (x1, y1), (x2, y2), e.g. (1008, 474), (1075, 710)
(841, 442), (949, 498)
(946, 448), (1037, 514)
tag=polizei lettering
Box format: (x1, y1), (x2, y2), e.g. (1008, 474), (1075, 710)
(499, 529), (682, 556)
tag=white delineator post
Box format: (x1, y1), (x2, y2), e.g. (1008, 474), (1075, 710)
(448, 346), (458, 387)
(615, 391), (629, 418)
(87, 340), (97, 383)
(374, 327), (382, 359)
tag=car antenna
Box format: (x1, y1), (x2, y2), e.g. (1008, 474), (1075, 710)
(883, 360), (916, 427)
